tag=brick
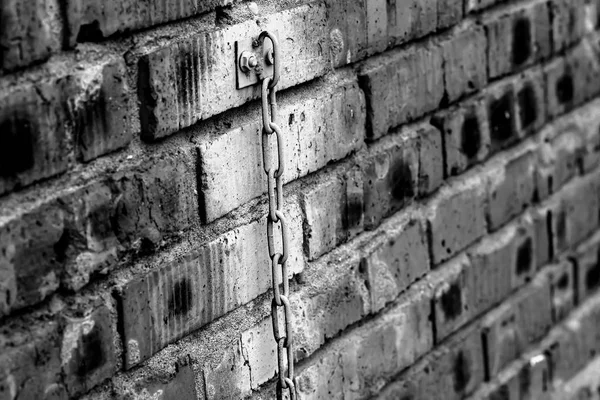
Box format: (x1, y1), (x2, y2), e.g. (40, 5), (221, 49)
(376, 322), (485, 400)
(119, 201), (303, 368)
(141, 361), (198, 400)
(363, 122), (443, 229)
(138, 3), (330, 139)
(432, 96), (491, 177)
(66, 0), (242, 47)
(541, 260), (576, 322)
(363, 216), (429, 312)
(438, 0), (464, 30)
(0, 0), (62, 71)
(327, 0), (367, 66)
(366, 0), (437, 55)
(439, 23), (488, 102)
(575, 98), (600, 173)
(481, 276), (552, 377)
(112, 149), (198, 248)
(561, 172), (600, 247)
(546, 41), (600, 118)
(301, 170), (365, 261)
(359, 41), (444, 139)
(547, 294), (600, 382)
(486, 150), (537, 231)
(240, 318), (276, 390)
(198, 76), (365, 222)
(71, 58), (132, 162)
(0, 54), (132, 195)
(432, 254), (472, 342)
(485, 80), (519, 153)
(0, 77), (68, 195)
(485, 0), (551, 79)
(551, 0), (587, 52)
(468, 220), (535, 313)
(526, 206), (552, 269)
(574, 233), (600, 302)
(203, 342), (251, 400)
(536, 121), (585, 202)
(60, 304), (117, 396)
(553, 355), (600, 399)
(0, 321), (66, 400)
(513, 67), (547, 137)
(427, 173), (487, 265)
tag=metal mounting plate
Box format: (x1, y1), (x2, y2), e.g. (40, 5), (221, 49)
(235, 33), (276, 89)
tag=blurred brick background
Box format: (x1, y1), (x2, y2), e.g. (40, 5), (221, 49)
(1, 0), (600, 399)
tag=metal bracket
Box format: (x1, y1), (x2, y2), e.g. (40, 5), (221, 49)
(235, 32), (276, 89)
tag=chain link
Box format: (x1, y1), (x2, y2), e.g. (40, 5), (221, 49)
(258, 31), (297, 400)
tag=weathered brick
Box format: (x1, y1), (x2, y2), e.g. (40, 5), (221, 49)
(327, 0), (367, 66)
(138, 3), (330, 139)
(513, 67), (547, 137)
(0, 54), (132, 195)
(576, 98), (600, 173)
(432, 96), (491, 177)
(0, 321), (66, 400)
(485, 80), (518, 153)
(438, 0), (464, 30)
(198, 76), (365, 222)
(552, 354), (600, 399)
(203, 342), (251, 400)
(551, 0), (587, 52)
(574, 232), (600, 302)
(139, 361), (198, 400)
(363, 215), (429, 312)
(541, 260), (576, 322)
(60, 303), (117, 397)
(365, 0), (437, 55)
(485, 0), (551, 79)
(119, 201), (303, 368)
(376, 322), (485, 400)
(486, 150), (537, 231)
(536, 119), (586, 201)
(561, 172), (600, 248)
(546, 41), (600, 119)
(427, 172), (487, 265)
(481, 276), (552, 377)
(112, 149), (198, 248)
(359, 41), (444, 139)
(363, 122), (443, 230)
(0, 0), (62, 71)
(432, 254), (472, 342)
(439, 23), (488, 102)
(295, 278), (433, 400)
(0, 77), (68, 195)
(66, 0), (244, 47)
(300, 169), (364, 261)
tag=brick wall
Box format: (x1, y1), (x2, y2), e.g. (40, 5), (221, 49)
(1, 0), (600, 399)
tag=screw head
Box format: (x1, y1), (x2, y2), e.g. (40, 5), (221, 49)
(239, 51), (258, 72)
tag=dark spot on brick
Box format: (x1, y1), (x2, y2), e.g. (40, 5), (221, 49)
(556, 209), (567, 250)
(0, 112), (36, 177)
(441, 282), (463, 319)
(556, 74), (574, 104)
(489, 92), (515, 145)
(344, 195), (363, 232)
(516, 237), (533, 276)
(288, 114), (295, 125)
(519, 365), (532, 397)
(490, 384), (510, 400)
(76, 20), (105, 43)
(388, 159), (414, 201)
(518, 84), (537, 130)
(54, 230), (71, 262)
(76, 324), (106, 376)
(512, 18), (532, 66)
(87, 203), (113, 240)
(453, 350), (471, 392)
(168, 278), (193, 319)
(586, 254), (600, 291)
(461, 113), (481, 159)
(557, 273), (569, 290)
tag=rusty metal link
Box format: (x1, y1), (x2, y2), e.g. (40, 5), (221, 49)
(259, 30), (297, 400)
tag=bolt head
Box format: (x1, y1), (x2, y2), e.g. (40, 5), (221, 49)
(239, 51), (258, 72)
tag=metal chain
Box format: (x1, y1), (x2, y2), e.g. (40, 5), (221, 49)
(258, 31), (297, 400)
